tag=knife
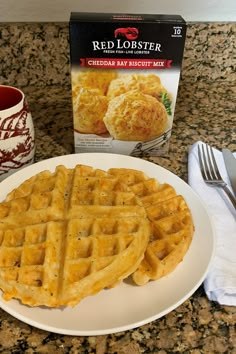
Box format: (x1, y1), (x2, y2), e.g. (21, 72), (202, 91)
(222, 148), (236, 197)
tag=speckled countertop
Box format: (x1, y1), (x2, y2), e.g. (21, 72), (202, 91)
(0, 21), (236, 353)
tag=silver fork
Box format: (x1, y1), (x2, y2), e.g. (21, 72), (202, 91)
(198, 144), (236, 209)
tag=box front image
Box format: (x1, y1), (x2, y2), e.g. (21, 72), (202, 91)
(69, 13), (186, 156)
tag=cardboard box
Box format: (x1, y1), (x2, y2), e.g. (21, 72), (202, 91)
(69, 12), (186, 156)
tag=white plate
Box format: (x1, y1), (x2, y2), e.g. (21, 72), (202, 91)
(0, 153), (215, 336)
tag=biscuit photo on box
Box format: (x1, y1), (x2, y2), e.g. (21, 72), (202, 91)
(103, 89), (168, 141)
(72, 71), (172, 140)
(72, 86), (108, 134)
(72, 69), (118, 95)
(107, 73), (168, 102)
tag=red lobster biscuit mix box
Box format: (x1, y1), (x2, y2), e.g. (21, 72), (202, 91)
(69, 12), (186, 156)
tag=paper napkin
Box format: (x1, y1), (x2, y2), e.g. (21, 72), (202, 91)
(188, 141), (236, 306)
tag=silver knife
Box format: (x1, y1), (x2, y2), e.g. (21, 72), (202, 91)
(222, 148), (236, 197)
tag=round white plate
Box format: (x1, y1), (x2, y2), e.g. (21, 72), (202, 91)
(0, 153), (215, 336)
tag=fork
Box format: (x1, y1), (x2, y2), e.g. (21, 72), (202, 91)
(198, 144), (236, 209)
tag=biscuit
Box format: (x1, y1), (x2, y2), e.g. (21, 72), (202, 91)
(73, 87), (108, 134)
(107, 74), (168, 101)
(72, 69), (118, 95)
(103, 90), (168, 141)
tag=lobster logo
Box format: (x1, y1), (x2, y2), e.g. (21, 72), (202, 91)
(114, 27), (139, 40)
(0, 100), (35, 178)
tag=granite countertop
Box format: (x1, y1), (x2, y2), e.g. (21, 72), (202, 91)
(0, 21), (236, 353)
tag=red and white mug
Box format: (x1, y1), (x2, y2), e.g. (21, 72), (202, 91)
(0, 85), (35, 181)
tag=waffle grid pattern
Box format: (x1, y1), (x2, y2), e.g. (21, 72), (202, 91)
(108, 168), (194, 286)
(0, 165), (150, 306)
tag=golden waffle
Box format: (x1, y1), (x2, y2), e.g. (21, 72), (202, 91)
(0, 164), (194, 307)
(0, 217), (150, 306)
(0, 165), (150, 307)
(108, 168), (194, 285)
(68, 164), (146, 219)
(0, 167), (70, 227)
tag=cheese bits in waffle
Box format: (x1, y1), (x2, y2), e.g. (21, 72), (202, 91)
(0, 165), (149, 307)
(108, 168), (194, 285)
(0, 164), (194, 307)
(72, 69), (118, 95)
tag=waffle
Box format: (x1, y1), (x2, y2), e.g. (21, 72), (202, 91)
(0, 164), (194, 307)
(108, 168), (194, 285)
(0, 165), (150, 306)
(0, 167), (70, 227)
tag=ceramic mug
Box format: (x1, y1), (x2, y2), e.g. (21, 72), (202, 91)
(0, 85), (35, 181)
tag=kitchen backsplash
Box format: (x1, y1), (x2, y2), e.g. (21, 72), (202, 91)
(0, 22), (235, 88)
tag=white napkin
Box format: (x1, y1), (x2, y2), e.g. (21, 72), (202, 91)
(188, 141), (236, 306)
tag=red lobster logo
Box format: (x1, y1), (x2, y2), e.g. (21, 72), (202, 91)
(114, 27), (139, 40)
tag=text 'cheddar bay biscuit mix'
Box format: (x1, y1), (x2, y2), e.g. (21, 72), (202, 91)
(69, 13), (186, 157)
